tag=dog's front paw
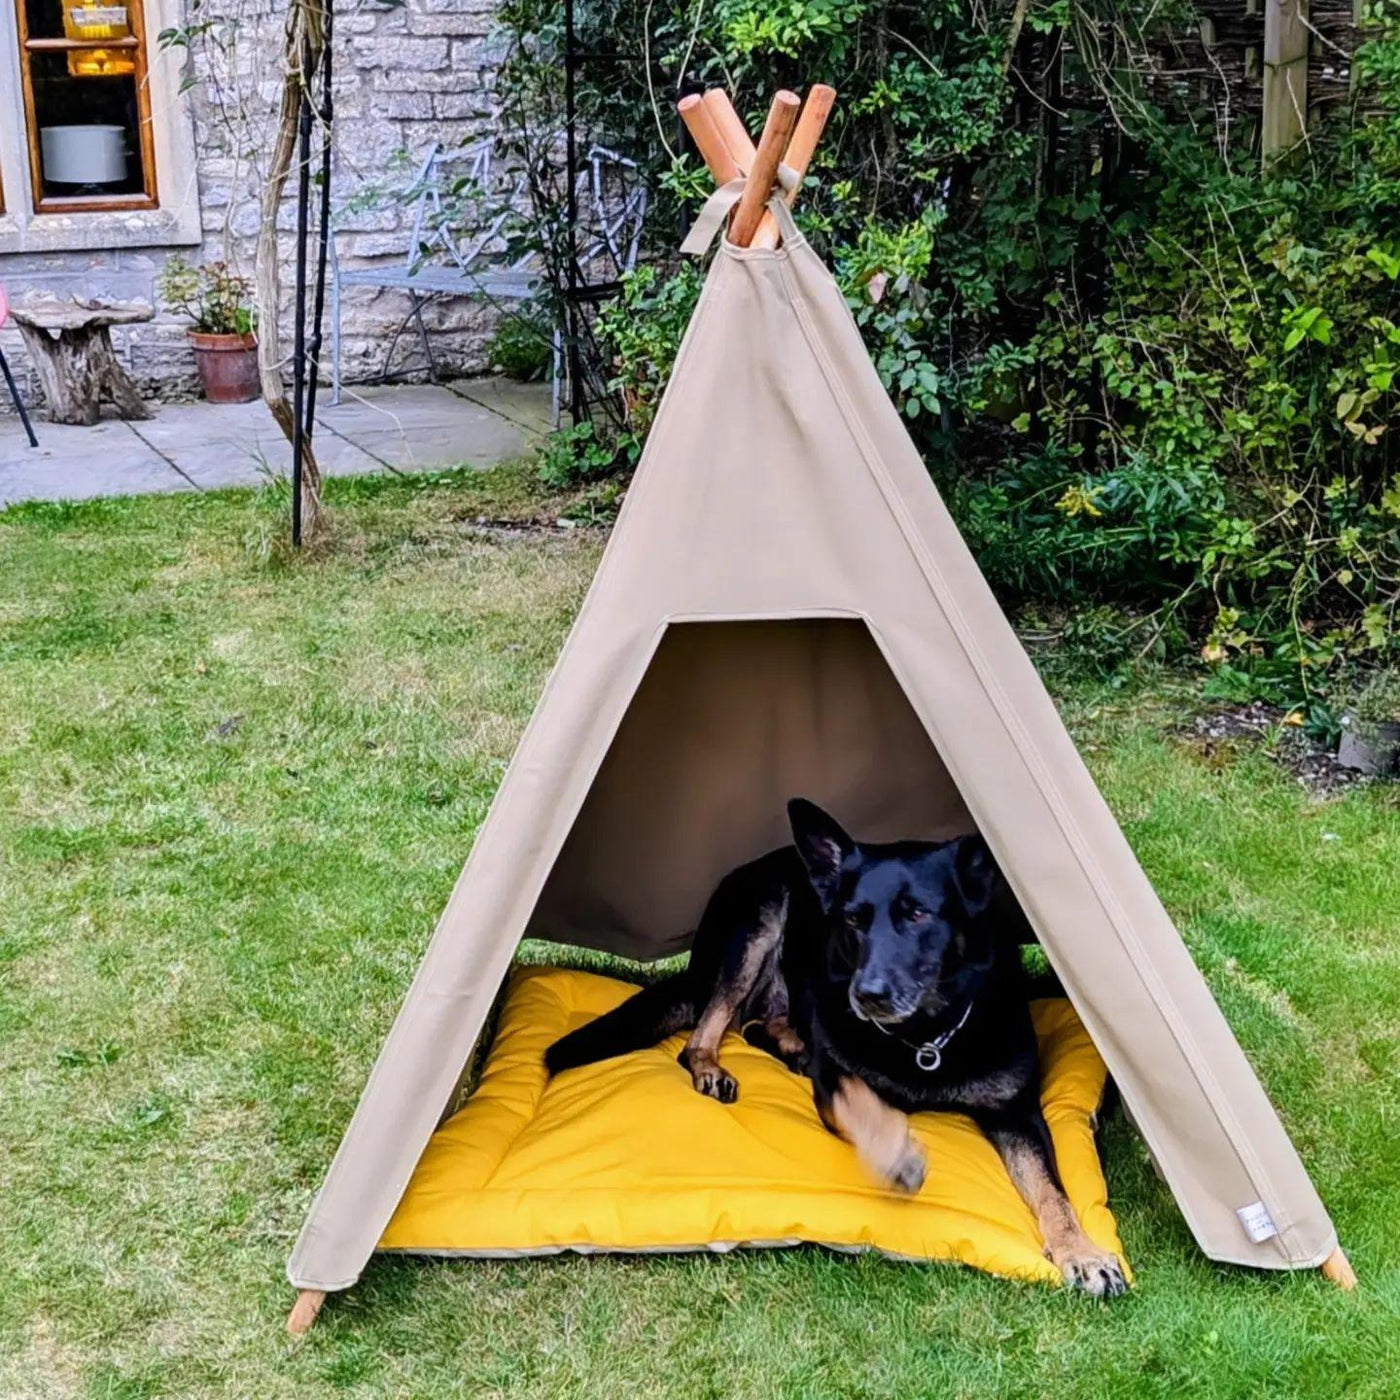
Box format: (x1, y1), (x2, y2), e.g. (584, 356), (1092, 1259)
(681, 1050), (739, 1104)
(1054, 1247), (1128, 1299)
(696, 1066), (739, 1103)
(884, 1139), (927, 1195)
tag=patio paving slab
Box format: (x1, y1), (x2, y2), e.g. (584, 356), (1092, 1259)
(446, 376), (555, 433)
(0, 379), (550, 506)
(130, 399), (383, 488)
(0, 417), (184, 505)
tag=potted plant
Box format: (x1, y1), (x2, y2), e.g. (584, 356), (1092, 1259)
(156, 255), (259, 404)
(1338, 669), (1400, 776)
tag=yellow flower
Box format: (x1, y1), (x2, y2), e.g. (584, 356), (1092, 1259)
(1054, 483), (1104, 518)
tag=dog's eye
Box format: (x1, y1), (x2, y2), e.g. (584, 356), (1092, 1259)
(843, 908), (866, 931)
(903, 904), (931, 922)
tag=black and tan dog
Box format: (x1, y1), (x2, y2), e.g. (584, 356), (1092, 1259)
(545, 799), (1126, 1297)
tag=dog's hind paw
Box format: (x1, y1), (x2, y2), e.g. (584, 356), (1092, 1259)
(1056, 1248), (1128, 1299)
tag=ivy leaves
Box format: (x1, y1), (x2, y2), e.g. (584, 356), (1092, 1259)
(1282, 304), (1334, 352)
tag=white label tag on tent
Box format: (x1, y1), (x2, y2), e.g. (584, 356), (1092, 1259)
(1237, 1201), (1278, 1244)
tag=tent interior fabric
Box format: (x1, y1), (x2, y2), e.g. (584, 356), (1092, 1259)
(529, 617), (979, 958)
(285, 183), (1348, 1329)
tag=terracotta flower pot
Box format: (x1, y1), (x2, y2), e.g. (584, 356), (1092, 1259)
(1337, 710), (1400, 776)
(188, 330), (260, 404)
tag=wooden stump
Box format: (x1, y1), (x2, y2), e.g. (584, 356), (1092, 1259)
(9, 298), (153, 426)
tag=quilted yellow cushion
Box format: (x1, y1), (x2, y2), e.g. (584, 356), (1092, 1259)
(378, 966), (1130, 1287)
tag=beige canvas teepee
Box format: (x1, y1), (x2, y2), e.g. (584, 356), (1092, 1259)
(285, 90), (1349, 1331)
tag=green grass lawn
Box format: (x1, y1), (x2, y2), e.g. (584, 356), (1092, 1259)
(1, 468), (1397, 1399)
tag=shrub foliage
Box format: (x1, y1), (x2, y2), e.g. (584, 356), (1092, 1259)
(496, 0), (1400, 715)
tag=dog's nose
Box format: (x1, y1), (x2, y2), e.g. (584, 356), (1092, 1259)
(853, 975), (893, 1013)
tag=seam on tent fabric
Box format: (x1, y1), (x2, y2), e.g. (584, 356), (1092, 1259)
(314, 260), (736, 1274)
(662, 607), (866, 624)
(806, 303), (1293, 1260)
(779, 252), (1303, 1263)
(287, 272), (736, 1291)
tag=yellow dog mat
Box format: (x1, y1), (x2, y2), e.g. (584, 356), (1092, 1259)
(379, 967), (1129, 1287)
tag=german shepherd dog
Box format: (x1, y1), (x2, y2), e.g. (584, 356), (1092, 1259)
(546, 799), (1127, 1297)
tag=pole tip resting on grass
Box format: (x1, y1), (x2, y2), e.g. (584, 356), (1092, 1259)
(287, 1288), (326, 1335)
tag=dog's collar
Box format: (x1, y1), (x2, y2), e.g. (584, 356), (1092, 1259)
(868, 995), (975, 1073)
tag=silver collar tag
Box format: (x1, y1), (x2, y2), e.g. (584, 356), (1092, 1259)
(878, 996), (975, 1073)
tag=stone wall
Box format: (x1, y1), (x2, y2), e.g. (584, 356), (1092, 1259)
(0, 0), (504, 412)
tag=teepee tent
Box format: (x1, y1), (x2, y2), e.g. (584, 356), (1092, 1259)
(285, 89), (1350, 1331)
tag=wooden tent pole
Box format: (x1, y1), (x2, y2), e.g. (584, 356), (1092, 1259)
(701, 90), (787, 249)
(677, 93), (742, 187)
(686, 87), (836, 249)
(287, 1288), (327, 1334)
(702, 90), (756, 171)
(729, 91), (801, 248)
(1320, 1246), (1357, 1290)
(748, 84), (835, 251)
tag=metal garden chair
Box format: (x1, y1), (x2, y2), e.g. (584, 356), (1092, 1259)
(329, 139), (648, 422)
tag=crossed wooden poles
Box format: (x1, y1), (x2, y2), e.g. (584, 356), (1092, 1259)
(677, 86), (836, 250)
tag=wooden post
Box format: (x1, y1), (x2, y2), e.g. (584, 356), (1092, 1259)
(702, 90), (789, 247)
(728, 91), (800, 248)
(1262, 0), (1309, 158)
(748, 85), (836, 251)
(287, 1288), (327, 1334)
(1320, 1246), (1357, 1290)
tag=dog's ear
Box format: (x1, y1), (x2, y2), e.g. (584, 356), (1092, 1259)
(787, 798), (854, 909)
(952, 833), (998, 917)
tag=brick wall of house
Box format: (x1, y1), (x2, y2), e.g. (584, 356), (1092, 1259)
(0, 0), (503, 411)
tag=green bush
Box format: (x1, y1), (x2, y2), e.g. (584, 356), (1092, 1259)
(596, 263), (705, 434)
(537, 422), (625, 487)
(495, 0), (1400, 710)
(1353, 668), (1400, 725)
(488, 306), (554, 382)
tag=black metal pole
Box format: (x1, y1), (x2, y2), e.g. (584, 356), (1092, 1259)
(0, 348), (38, 448)
(291, 39), (313, 548)
(304, 0), (334, 437)
(562, 0), (585, 425)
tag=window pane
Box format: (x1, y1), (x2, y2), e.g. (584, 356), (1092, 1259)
(22, 0), (66, 41)
(24, 0), (137, 65)
(28, 50), (147, 198)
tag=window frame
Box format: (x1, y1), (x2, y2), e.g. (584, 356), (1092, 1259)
(0, 0), (199, 254)
(12, 0), (159, 214)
